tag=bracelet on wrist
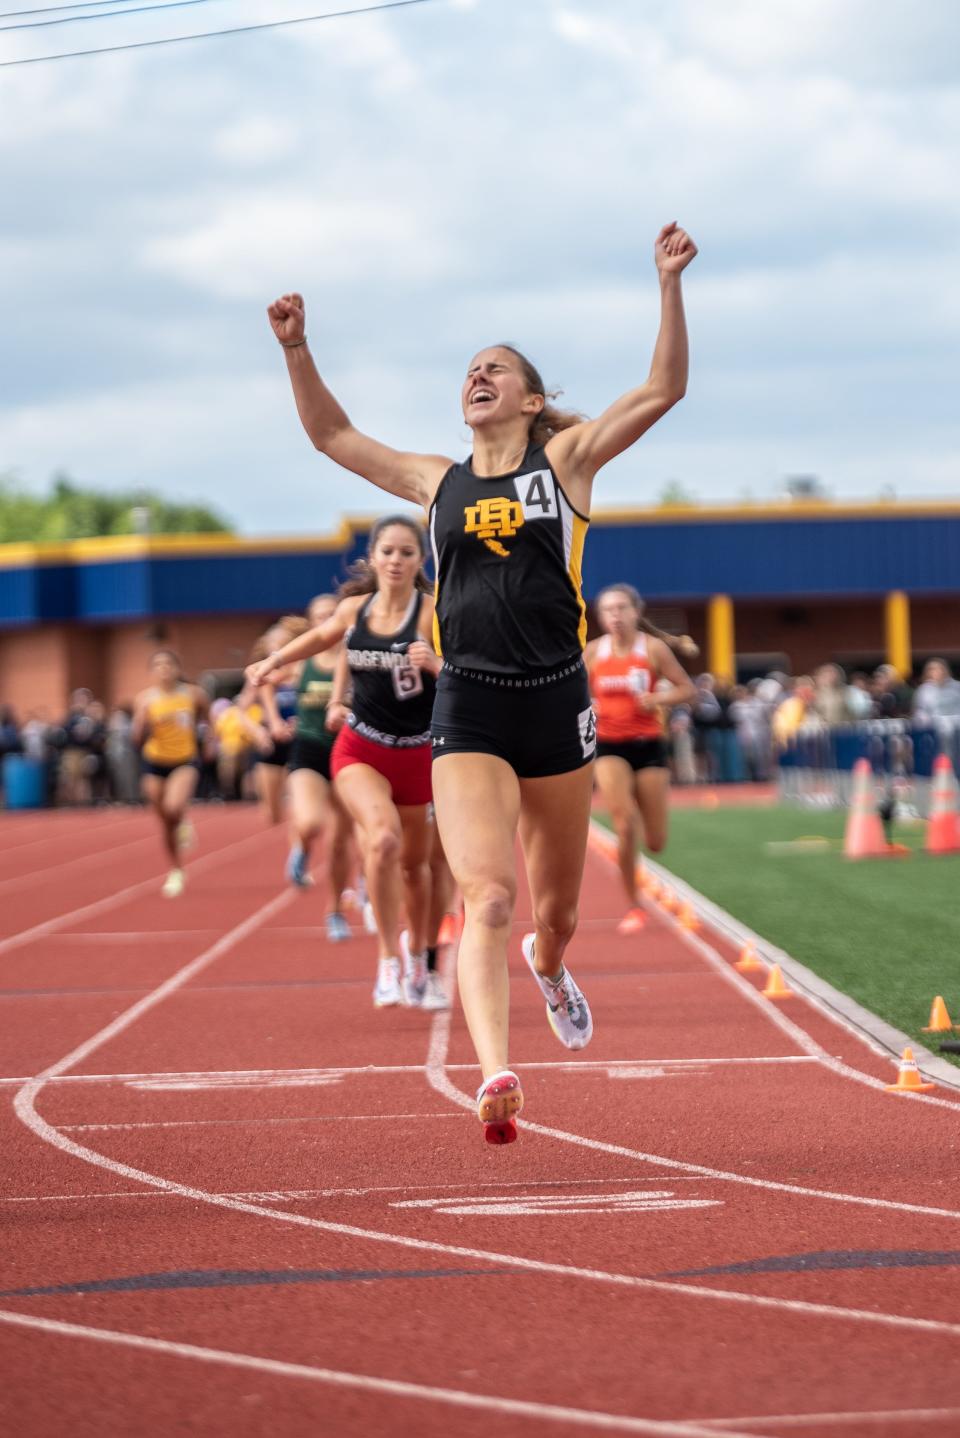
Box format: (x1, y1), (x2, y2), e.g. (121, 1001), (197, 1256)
(279, 336), (307, 349)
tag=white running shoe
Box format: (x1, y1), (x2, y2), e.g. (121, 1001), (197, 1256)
(161, 868), (185, 899)
(399, 930), (428, 1007)
(362, 900), (378, 935)
(373, 958), (403, 1007)
(521, 933), (593, 1050)
(421, 970), (450, 1011)
(476, 1069), (523, 1145)
(325, 911), (351, 943)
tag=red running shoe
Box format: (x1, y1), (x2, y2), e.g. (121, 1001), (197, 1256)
(476, 1069), (523, 1145)
(617, 907), (647, 935)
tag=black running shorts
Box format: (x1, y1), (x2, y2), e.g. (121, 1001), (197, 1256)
(595, 737), (668, 771)
(287, 734), (333, 780)
(430, 659), (596, 779)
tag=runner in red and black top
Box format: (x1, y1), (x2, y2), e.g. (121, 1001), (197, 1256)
(248, 516), (441, 1009)
(586, 584), (696, 935)
(264, 218), (697, 1142)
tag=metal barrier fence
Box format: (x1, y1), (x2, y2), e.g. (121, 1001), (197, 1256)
(777, 719), (960, 815)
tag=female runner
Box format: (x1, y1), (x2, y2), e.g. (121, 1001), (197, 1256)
(284, 595), (355, 941)
(265, 219), (696, 1140)
(586, 584), (697, 934)
(240, 620), (304, 827)
(248, 517), (441, 1005)
(132, 650), (209, 897)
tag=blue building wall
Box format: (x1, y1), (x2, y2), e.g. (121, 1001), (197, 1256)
(2, 508), (959, 629)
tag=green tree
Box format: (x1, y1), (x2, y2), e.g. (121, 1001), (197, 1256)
(0, 473), (233, 543)
(657, 479), (697, 507)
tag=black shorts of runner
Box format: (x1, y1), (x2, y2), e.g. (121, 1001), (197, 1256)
(287, 734), (333, 781)
(141, 758), (199, 780)
(256, 741), (291, 768)
(595, 737), (669, 771)
(431, 658), (596, 779)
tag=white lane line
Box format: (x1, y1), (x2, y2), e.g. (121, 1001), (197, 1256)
(45, 931), (225, 944)
(15, 1000), (960, 1342)
(427, 1005), (960, 1224)
(0, 824), (274, 960)
(0, 1307), (749, 1438)
(61, 1114), (463, 1131)
(0, 1056), (819, 1089)
(701, 1408), (960, 1431)
(1, 1176), (704, 1206)
(0, 812), (140, 856)
(0, 835), (155, 896)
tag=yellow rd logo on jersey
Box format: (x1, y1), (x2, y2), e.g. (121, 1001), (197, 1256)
(463, 496), (525, 557)
(463, 471), (558, 558)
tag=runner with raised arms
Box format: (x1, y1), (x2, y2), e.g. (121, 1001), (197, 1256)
(264, 220), (697, 1141)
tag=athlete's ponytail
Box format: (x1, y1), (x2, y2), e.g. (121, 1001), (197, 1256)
(338, 514), (432, 598)
(496, 344), (585, 446)
(597, 584), (700, 660)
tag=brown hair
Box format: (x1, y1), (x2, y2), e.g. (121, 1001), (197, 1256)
(338, 514), (432, 598)
(248, 614), (310, 664)
(495, 344), (585, 446)
(597, 584), (700, 659)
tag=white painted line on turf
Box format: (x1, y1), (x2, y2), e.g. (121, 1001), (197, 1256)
(50, 931), (225, 944)
(0, 823), (276, 960)
(0, 834), (155, 895)
(0, 1055), (820, 1089)
(15, 863), (960, 1352)
(0, 1307), (750, 1438)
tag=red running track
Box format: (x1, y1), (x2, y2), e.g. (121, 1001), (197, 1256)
(2, 806), (960, 1438)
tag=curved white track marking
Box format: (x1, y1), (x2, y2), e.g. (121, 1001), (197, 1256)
(0, 1309), (748, 1438)
(14, 939), (960, 1342)
(588, 830), (960, 1111)
(0, 834), (155, 895)
(12, 853), (960, 1355)
(425, 1009), (960, 1222)
(0, 822), (273, 959)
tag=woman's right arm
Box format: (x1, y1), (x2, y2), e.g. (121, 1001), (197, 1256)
(268, 294), (452, 507)
(246, 597), (360, 687)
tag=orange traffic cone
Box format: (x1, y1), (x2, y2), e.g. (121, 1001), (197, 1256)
(843, 759), (889, 859)
(735, 943), (764, 973)
(885, 1047), (935, 1094)
(925, 755), (960, 856)
(761, 964), (794, 999)
(679, 903), (700, 931)
(922, 995), (957, 1032)
(437, 912), (460, 946)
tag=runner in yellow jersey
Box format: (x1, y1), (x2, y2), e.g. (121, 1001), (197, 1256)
(132, 649), (210, 897)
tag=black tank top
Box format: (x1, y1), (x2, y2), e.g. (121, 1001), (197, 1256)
(346, 591), (435, 747)
(429, 443), (589, 676)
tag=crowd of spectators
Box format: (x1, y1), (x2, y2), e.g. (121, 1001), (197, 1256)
(2, 659), (959, 804)
(665, 657), (960, 785)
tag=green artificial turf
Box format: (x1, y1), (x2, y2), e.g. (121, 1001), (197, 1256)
(597, 802), (960, 1061)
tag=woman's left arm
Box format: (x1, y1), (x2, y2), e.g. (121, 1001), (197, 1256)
(548, 223), (697, 495)
(640, 638), (697, 711)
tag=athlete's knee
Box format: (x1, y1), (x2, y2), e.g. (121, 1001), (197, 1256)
(463, 879), (516, 932)
(368, 825), (401, 867)
(532, 897), (579, 946)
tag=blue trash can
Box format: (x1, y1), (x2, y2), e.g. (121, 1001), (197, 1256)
(2, 754), (47, 809)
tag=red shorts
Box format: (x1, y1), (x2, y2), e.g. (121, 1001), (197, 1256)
(331, 725), (433, 807)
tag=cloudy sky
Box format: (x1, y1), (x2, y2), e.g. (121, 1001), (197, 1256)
(1, 0), (958, 535)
